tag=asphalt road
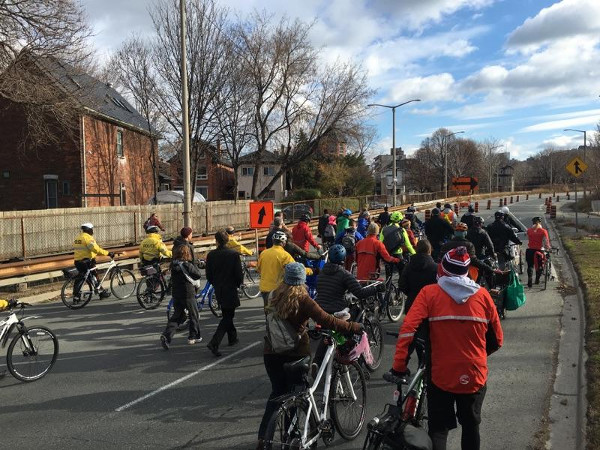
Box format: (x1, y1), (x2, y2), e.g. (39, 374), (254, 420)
(0, 194), (569, 450)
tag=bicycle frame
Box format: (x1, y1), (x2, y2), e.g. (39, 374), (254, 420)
(81, 259), (117, 287)
(0, 311), (39, 349)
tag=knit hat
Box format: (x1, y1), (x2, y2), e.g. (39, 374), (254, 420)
(284, 262), (306, 286)
(328, 215), (337, 225)
(439, 246), (471, 277)
(180, 227), (193, 238)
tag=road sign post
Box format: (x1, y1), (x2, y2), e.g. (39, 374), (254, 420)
(249, 201), (274, 229)
(565, 156), (588, 233)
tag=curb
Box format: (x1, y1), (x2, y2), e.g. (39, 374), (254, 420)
(547, 219), (587, 449)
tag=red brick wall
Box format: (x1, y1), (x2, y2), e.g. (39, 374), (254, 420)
(0, 99), (83, 211)
(169, 155), (234, 201)
(83, 116), (156, 207)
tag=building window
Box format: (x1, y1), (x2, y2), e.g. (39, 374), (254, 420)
(242, 167), (254, 176)
(116, 129), (124, 158)
(196, 186), (208, 199)
(264, 190), (276, 200)
(62, 181), (70, 195)
(44, 176), (58, 208)
(263, 166), (275, 176)
(238, 191), (245, 199)
(196, 166), (208, 180)
(160, 183), (170, 191)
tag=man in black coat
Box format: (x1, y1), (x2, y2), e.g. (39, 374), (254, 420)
(399, 240), (438, 312)
(424, 208), (454, 260)
(318, 209), (330, 238)
(486, 211), (522, 269)
(172, 227), (199, 266)
(378, 206), (390, 228)
(206, 230), (244, 357)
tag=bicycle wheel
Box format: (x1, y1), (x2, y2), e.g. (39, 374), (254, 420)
(363, 318), (384, 372)
(61, 277), (93, 309)
(264, 398), (317, 450)
(330, 361), (367, 440)
(518, 250), (524, 275)
(136, 276), (165, 310)
(386, 286), (405, 322)
(242, 267), (261, 298)
(110, 268), (136, 299)
(7, 326), (59, 382)
(208, 290), (222, 318)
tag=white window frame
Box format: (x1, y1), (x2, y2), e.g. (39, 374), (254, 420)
(196, 166), (208, 180)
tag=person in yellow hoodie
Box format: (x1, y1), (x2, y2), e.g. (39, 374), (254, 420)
(0, 298), (17, 311)
(379, 211), (416, 278)
(74, 223), (114, 298)
(225, 226), (254, 256)
(139, 225), (172, 266)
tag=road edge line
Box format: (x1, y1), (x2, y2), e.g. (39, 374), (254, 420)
(114, 340), (261, 412)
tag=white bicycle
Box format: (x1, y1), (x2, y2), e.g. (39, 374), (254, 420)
(1, 300), (59, 382)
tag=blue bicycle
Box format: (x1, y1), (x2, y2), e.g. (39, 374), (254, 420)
(165, 280), (221, 326)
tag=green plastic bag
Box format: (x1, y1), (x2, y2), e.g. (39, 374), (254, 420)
(504, 269), (526, 311)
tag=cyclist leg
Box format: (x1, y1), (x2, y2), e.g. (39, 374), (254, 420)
(427, 382), (458, 450)
(455, 384), (487, 450)
(185, 295), (201, 341)
(163, 297), (186, 342)
(525, 249), (535, 287)
(74, 259), (92, 295)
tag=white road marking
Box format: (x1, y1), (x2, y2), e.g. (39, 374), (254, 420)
(114, 340), (261, 412)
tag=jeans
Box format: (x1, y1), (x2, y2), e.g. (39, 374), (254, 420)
(209, 307), (237, 348)
(428, 382), (487, 450)
(258, 353), (306, 439)
(162, 296), (201, 341)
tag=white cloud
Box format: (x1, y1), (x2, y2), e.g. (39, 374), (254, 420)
(520, 115), (599, 133)
(540, 134), (583, 149)
(507, 0), (600, 50)
(411, 106), (440, 115)
(387, 73), (458, 103)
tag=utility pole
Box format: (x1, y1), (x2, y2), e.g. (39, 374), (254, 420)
(180, 0), (192, 227)
(444, 130), (464, 198)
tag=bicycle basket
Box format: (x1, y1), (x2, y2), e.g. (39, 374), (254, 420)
(336, 332), (372, 365)
(140, 265), (157, 276)
(62, 267), (79, 279)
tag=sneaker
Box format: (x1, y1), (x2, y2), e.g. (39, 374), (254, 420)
(99, 289), (111, 299)
(160, 335), (170, 350)
(188, 337), (203, 345)
(207, 342), (222, 357)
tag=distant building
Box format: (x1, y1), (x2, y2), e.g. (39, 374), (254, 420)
(0, 57), (158, 211)
(317, 132), (347, 157)
(497, 165), (515, 192)
(237, 150), (285, 201)
(373, 148), (405, 196)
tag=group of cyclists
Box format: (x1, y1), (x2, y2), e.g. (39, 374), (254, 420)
(67, 202), (552, 450)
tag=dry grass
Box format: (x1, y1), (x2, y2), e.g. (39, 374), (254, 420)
(563, 237), (600, 449)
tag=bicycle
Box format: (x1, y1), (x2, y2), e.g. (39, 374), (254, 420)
(543, 248), (559, 291)
(508, 243), (523, 275)
(0, 300), (59, 382)
(240, 256), (261, 299)
(61, 254), (136, 309)
(362, 335), (431, 450)
(136, 262), (171, 310)
(166, 279), (221, 324)
(381, 262), (407, 322)
(264, 328), (368, 449)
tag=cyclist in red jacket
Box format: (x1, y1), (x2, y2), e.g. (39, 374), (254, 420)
(355, 222), (399, 280)
(526, 217), (551, 288)
(291, 214), (321, 252)
(390, 246), (503, 450)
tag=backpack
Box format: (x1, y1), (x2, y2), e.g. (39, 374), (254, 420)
(341, 231), (357, 254)
(143, 218), (151, 231)
(265, 308), (302, 353)
(323, 224), (336, 239)
(382, 225), (403, 254)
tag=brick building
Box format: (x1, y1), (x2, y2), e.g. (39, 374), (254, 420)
(0, 57), (157, 211)
(168, 142), (235, 201)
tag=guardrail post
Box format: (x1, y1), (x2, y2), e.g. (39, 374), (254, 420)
(499, 199), (503, 207)
(503, 198), (507, 206)
(510, 196), (513, 204)
(20, 217), (26, 258)
(516, 195), (519, 202)
(526, 194), (529, 200)
(133, 213), (138, 243)
(538, 192), (542, 199)
(556, 195), (560, 202)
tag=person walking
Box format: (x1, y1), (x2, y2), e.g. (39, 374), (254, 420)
(160, 245), (202, 349)
(390, 246), (503, 450)
(424, 208), (454, 261)
(526, 217), (551, 288)
(256, 263), (362, 450)
(378, 206), (390, 228)
(172, 227), (198, 265)
(205, 230), (244, 357)
(292, 214), (321, 252)
(318, 209), (330, 238)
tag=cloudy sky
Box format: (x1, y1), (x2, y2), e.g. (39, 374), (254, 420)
(81, 0), (600, 161)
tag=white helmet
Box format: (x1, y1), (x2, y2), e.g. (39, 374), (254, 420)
(500, 206), (510, 215)
(81, 222), (94, 230)
(272, 231), (288, 244)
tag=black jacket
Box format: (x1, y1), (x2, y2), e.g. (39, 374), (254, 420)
(315, 262), (378, 314)
(398, 253), (437, 311)
(486, 220), (522, 253)
(206, 247), (243, 309)
(318, 214), (330, 237)
(460, 213), (475, 230)
(440, 237), (493, 274)
(172, 236), (198, 265)
(424, 216), (454, 247)
(378, 211), (390, 227)
(170, 260), (202, 302)
(467, 228), (495, 259)
(285, 241), (321, 262)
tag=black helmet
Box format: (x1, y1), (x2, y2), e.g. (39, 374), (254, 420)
(532, 216), (542, 224)
(473, 216), (484, 227)
(468, 205), (475, 213)
(300, 214), (311, 222)
(494, 211), (504, 220)
(406, 206), (416, 213)
(431, 208), (441, 216)
(444, 203), (452, 209)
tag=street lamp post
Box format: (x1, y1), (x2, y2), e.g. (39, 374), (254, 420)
(564, 128), (587, 199)
(444, 131), (464, 198)
(180, 0), (192, 227)
(368, 99), (421, 206)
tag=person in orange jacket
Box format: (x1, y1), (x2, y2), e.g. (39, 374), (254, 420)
(291, 214), (321, 252)
(355, 222), (399, 280)
(390, 246), (503, 450)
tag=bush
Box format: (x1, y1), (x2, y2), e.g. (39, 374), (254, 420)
(285, 188), (321, 201)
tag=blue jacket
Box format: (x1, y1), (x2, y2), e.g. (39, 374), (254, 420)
(335, 229), (364, 245)
(357, 217), (369, 237)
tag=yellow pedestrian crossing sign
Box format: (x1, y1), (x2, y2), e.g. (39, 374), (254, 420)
(566, 156), (588, 178)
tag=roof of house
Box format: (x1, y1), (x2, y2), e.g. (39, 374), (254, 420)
(38, 58), (152, 135)
(239, 150), (281, 164)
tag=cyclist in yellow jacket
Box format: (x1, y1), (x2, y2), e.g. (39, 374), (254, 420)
(379, 211), (416, 278)
(74, 223), (113, 298)
(225, 226), (254, 256)
(0, 298), (17, 311)
(140, 225), (172, 266)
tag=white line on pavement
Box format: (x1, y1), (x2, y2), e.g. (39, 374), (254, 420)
(114, 340), (261, 412)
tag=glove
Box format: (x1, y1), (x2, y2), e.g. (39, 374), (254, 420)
(8, 299), (18, 308)
(108, 252), (115, 259)
(383, 368), (410, 384)
(376, 283), (386, 293)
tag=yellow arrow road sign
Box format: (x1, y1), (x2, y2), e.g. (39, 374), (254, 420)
(566, 156), (588, 178)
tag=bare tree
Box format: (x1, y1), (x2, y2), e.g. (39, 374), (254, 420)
(112, 36), (162, 201)
(478, 138), (504, 193)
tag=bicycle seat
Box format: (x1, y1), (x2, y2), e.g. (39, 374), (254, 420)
(283, 356), (311, 378)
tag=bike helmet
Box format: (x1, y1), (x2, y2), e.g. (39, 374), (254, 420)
(431, 208), (441, 216)
(81, 222), (94, 235)
(500, 206), (510, 215)
(299, 213), (311, 222)
(272, 230), (288, 244)
(532, 216), (542, 224)
(146, 225), (160, 233)
(343, 209), (352, 216)
(494, 210), (504, 220)
(473, 216), (484, 227)
(406, 206), (416, 214)
(455, 222), (468, 232)
(468, 205), (475, 213)
(444, 203), (452, 209)
(328, 244), (347, 264)
(389, 211), (404, 223)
